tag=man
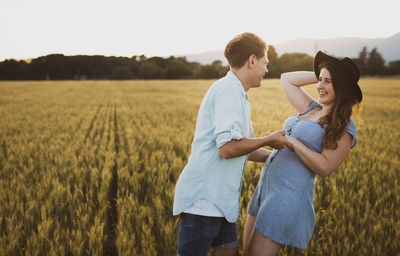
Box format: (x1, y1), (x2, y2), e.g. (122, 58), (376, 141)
(173, 32), (291, 256)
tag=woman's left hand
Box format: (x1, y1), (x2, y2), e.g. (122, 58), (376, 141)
(285, 135), (298, 151)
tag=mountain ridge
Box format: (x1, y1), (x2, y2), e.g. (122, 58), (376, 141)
(182, 33), (400, 65)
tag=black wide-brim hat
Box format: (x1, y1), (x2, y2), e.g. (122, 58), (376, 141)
(314, 51), (362, 103)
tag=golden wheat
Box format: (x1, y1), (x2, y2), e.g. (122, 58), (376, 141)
(0, 79), (398, 255)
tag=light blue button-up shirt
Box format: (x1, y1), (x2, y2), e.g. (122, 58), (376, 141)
(173, 71), (254, 223)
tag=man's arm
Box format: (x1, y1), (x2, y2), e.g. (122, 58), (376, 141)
(247, 148), (272, 162)
(219, 130), (292, 159)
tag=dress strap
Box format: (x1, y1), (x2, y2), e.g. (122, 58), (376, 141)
(300, 100), (320, 115)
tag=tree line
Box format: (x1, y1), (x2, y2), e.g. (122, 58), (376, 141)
(0, 46), (399, 80)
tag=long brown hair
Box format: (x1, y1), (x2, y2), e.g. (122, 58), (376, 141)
(318, 62), (358, 149)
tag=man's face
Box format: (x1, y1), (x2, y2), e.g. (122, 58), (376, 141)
(250, 52), (269, 88)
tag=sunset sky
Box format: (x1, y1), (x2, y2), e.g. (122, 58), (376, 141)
(1, 0), (399, 61)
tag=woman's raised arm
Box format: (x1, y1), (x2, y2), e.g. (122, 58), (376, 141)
(280, 71), (318, 113)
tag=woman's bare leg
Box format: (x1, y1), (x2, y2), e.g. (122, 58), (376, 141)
(243, 214), (256, 256)
(247, 229), (281, 256)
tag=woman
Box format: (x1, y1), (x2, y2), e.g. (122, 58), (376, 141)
(243, 51), (363, 256)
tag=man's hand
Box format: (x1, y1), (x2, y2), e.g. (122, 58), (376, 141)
(266, 130), (294, 151)
(218, 131), (293, 159)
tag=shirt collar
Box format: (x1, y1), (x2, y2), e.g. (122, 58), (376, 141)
(226, 71), (247, 99)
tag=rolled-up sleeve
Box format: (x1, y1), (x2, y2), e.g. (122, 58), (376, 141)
(213, 86), (244, 148)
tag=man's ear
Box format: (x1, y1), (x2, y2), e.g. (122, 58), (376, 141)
(248, 54), (257, 69)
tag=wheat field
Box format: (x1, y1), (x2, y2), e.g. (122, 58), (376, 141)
(0, 79), (399, 255)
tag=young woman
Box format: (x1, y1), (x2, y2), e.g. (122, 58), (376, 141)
(243, 51), (363, 256)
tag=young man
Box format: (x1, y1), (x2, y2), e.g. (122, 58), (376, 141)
(173, 32), (291, 256)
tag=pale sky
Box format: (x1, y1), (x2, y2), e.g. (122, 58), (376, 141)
(1, 0), (399, 61)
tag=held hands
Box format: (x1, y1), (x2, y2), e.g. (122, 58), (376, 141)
(266, 130), (294, 151)
(285, 135), (298, 147)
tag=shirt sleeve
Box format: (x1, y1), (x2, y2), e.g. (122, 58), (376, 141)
(345, 119), (357, 148)
(213, 86), (244, 148)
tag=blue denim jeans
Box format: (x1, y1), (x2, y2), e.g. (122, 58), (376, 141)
(177, 213), (238, 256)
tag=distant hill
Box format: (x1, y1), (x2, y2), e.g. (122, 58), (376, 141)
(182, 50), (227, 65)
(183, 33), (400, 65)
(181, 51), (226, 66)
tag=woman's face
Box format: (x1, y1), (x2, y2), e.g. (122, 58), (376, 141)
(317, 67), (335, 106)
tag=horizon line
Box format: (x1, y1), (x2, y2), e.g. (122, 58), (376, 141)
(1, 32), (399, 62)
